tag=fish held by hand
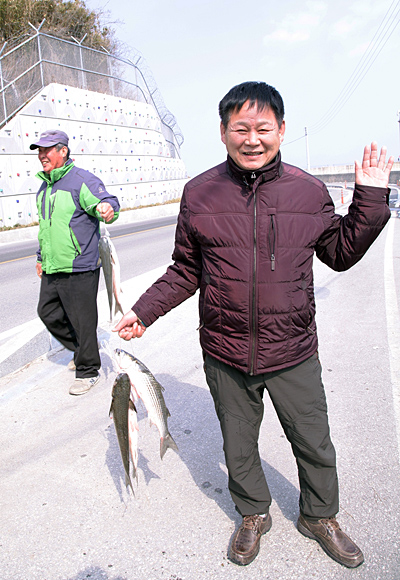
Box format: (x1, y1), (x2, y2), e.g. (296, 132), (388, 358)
(99, 228), (124, 321)
(109, 372), (138, 492)
(114, 348), (178, 460)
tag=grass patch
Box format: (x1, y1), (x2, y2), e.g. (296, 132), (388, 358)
(0, 221), (39, 232)
(120, 198), (181, 212)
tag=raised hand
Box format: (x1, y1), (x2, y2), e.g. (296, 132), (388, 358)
(355, 142), (394, 188)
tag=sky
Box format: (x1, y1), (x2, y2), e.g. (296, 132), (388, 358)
(88, 0), (400, 178)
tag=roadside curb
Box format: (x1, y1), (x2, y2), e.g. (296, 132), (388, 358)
(0, 202), (180, 245)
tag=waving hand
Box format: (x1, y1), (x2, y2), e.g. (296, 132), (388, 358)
(355, 142), (394, 188)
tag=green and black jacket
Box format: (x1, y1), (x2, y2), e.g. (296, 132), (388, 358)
(36, 160), (120, 274)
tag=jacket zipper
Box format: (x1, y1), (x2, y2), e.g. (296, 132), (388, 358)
(49, 191), (57, 226)
(269, 214), (276, 271)
(249, 178), (277, 373)
(250, 174), (257, 375)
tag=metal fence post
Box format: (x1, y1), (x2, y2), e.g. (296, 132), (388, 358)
(71, 34), (87, 90)
(28, 20), (45, 89)
(101, 46), (114, 96)
(0, 42), (8, 122)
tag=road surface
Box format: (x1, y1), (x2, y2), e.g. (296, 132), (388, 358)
(0, 195), (399, 580)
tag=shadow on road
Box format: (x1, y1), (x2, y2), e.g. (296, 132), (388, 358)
(66, 566), (127, 580)
(104, 369), (300, 524)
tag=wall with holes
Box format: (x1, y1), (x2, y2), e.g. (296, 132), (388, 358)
(0, 83), (188, 227)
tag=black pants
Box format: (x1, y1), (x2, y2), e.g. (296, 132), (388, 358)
(37, 270), (101, 379)
(204, 353), (339, 520)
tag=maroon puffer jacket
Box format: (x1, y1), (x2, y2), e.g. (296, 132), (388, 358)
(133, 153), (390, 375)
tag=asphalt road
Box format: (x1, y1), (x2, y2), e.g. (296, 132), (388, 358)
(1, 203), (400, 580)
(0, 216), (177, 377)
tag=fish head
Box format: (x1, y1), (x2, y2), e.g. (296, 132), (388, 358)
(99, 236), (112, 253)
(111, 372), (131, 395)
(114, 348), (136, 371)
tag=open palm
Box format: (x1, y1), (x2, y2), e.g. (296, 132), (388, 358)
(355, 142), (394, 188)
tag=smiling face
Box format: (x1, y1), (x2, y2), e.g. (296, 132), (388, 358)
(220, 101), (285, 171)
(38, 145), (67, 174)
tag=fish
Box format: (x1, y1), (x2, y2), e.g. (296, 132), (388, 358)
(114, 348), (178, 460)
(98, 227), (124, 321)
(109, 372), (138, 491)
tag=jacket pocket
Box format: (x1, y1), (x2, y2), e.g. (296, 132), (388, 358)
(69, 227), (82, 257)
(198, 273), (211, 330)
(299, 272), (315, 333)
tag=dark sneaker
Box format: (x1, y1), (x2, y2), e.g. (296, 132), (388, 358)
(297, 515), (364, 568)
(228, 512), (272, 566)
(69, 375), (99, 395)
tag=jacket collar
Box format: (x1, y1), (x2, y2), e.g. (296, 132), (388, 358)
(227, 151), (282, 188)
(37, 159), (74, 185)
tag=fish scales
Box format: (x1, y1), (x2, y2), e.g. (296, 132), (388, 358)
(109, 372), (137, 492)
(98, 228), (123, 321)
(98, 235), (113, 319)
(114, 348), (178, 460)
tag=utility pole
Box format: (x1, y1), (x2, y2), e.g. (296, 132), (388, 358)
(305, 127), (310, 172)
(397, 111), (400, 160)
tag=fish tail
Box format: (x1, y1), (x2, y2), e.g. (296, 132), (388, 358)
(125, 472), (135, 495)
(114, 300), (124, 316)
(160, 433), (179, 460)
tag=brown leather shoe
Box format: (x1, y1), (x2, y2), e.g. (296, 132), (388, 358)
(297, 515), (364, 568)
(228, 512), (272, 566)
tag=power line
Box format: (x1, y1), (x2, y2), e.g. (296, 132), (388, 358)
(309, 0), (400, 135)
(283, 0), (400, 148)
(282, 134), (305, 146)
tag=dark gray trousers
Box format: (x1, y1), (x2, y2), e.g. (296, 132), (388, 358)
(38, 270), (101, 379)
(204, 352), (339, 520)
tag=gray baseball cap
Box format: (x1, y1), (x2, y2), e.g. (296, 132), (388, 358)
(30, 129), (69, 150)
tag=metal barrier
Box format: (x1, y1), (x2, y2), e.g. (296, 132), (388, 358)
(0, 29), (184, 158)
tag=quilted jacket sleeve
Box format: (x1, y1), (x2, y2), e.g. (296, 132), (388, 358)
(132, 191), (202, 327)
(316, 184), (390, 271)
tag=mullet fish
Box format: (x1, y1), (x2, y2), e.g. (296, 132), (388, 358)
(114, 348), (178, 460)
(98, 227), (124, 321)
(109, 372), (138, 492)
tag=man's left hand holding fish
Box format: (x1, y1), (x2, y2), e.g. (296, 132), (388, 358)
(114, 310), (147, 340)
(97, 202), (115, 223)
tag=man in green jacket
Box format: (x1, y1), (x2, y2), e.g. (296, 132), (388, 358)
(31, 129), (120, 395)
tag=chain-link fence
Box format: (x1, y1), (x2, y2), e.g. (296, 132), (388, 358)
(0, 31), (184, 158)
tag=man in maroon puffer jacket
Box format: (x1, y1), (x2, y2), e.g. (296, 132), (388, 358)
(114, 82), (393, 569)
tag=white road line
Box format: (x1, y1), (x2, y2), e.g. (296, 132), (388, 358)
(384, 217), (400, 462)
(0, 264), (169, 363)
(0, 318), (46, 365)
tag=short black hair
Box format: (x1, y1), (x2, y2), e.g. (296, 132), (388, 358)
(219, 81), (285, 128)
